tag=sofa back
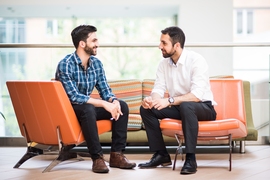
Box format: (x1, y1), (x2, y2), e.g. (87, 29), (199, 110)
(92, 80), (143, 130)
(91, 79), (142, 114)
(92, 79), (168, 114)
(142, 79), (169, 98)
(91, 79), (168, 131)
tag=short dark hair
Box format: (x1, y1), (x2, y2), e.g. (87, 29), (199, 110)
(71, 25), (97, 49)
(161, 26), (185, 48)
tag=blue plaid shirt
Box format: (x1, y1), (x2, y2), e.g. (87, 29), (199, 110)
(55, 51), (115, 104)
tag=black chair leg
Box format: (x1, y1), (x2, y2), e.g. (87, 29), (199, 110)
(14, 146), (43, 168)
(229, 134), (232, 171)
(42, 144), (82, 173)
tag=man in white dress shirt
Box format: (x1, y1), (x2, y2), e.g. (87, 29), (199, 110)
(138, 26), (217, 175)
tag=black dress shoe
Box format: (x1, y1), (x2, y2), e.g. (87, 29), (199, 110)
(180, 158), (197, 175)
(138, 152), (172, 168)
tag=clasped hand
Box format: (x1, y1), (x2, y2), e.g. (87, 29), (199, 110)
(108, 100), (122, 121)
(142, 96), (168, 110)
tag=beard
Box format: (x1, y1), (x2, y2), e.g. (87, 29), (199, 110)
(161, 48), (176, 58)
(84, 45), (97, 56)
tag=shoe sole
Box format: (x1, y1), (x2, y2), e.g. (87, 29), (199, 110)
(93, 169), (109, 173)
(138, 162), (172, 168)
(110, 165), (136, 169)
(180, 170), (197, 175)
(110, 163), (136, 169)
(138, 166), (157, 169)
(161, 162), (172, 167)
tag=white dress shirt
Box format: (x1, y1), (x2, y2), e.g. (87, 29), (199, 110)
(151, 49), (216, 105)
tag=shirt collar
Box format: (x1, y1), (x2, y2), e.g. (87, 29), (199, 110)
(168, 49), (187, 67)
(73, 51), (82, 65)
(178, 48), (187, 65)
(73, 51), (93, 66)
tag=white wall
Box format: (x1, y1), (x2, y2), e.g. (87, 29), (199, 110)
(178, 0), (233, 76)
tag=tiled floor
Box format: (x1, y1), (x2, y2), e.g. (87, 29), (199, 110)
(0, 145), (270, 180)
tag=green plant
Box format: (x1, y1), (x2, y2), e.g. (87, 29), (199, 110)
(0, 111), (6, 120)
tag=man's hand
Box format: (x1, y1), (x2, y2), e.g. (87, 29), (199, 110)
(152, 98), (170, 110)
(104, 100), (122, 121)
(142, 96), (153, 109)
(112, 100), (122, 120)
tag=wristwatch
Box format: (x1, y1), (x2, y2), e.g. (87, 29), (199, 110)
(168, 97), (174, 107)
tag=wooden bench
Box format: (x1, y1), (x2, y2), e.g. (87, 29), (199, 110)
(160, 79), (248, 171)
(6, 80), (112, 172)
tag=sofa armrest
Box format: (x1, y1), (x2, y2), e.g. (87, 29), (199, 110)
(210, 75), (258, 141)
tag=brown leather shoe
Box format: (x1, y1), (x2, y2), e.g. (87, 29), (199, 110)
(92, 157), (109, 173)
(109, 152), (136, 169)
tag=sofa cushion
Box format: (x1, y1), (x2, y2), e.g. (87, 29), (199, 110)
(108, 80), (142, 130)
(107, 79), (142, 114)
(142, 79), (155, 98)
(91, 79), (143, 131)
(91, 79), (142, 113)
(142, 79), (169, 98)
(128, 114), (143, 130)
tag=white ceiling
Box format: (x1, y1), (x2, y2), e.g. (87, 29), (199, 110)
(0, 1), (179, 18)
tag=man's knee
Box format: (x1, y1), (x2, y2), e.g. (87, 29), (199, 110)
(73, 104), (96, 124)
(179, 102), (194, 112)
(81, 104), (96, 115)
(140, 105), (148, 116)
(119, 100), (129, 114)
(179, 102), (197, 119)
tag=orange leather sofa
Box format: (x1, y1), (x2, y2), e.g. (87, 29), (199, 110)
(96, 78), (256, 154)
(6, 80), (112, 172)
(160, 79), (248, 171)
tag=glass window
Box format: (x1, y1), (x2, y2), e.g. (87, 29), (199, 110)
(47, 19), (59, 36)
(237, 10), (243, 34)
(0, 19), (25, 43)
(247, 11), (253, 34)
(235, 9), (254, 35)
(0, 19), (26, 137)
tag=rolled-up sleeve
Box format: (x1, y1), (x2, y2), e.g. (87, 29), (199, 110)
(190, 57), (210, 101)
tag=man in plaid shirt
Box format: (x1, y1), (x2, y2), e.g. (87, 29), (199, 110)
(55, 25), (136, 173)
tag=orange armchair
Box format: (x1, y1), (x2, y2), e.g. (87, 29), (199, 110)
(160, 79), (247, 171)
(6, 80), (112, 172)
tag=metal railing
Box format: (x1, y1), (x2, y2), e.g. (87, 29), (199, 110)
(1, 42), (270, 48)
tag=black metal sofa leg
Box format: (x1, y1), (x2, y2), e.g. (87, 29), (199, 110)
(14, 146), (44, 168)
(42, 144), (81, 173)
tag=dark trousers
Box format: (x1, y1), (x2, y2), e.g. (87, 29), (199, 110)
(72, 100), (129, 156)
(140, 101), (216, 154)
